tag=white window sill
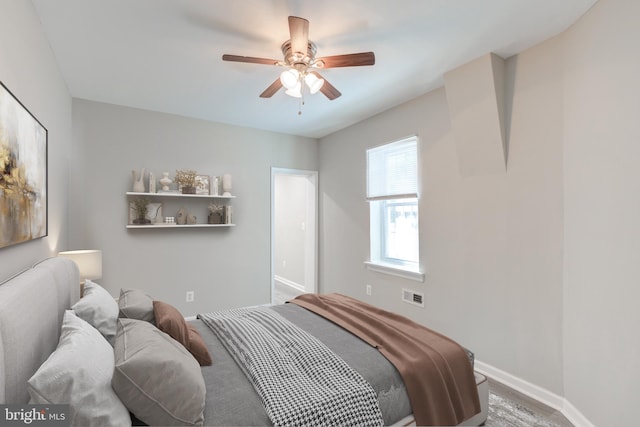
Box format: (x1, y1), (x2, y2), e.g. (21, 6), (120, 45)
(364, 261), (425, 282)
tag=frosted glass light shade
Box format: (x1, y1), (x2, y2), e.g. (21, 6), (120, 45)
(58, 250), (102, 283)
(304, 73), (324, 94)
(280, 69), (300, 89)
(285, 81), (302, 98)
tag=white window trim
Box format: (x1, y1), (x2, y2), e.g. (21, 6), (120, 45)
(366, 135), (422, 282)
(364, 261), (425, 282)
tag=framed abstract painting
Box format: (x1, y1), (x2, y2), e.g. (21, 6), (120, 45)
(0, 81), (48, 249)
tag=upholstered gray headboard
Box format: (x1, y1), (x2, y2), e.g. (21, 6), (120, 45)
(0, 257), (80, 403)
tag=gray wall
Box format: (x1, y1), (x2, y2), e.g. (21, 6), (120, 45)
(562, 0), (640, 425)
(319, 0), (639, 425)
(70, 99), (317, 315)
(319, 68), (564, 394)
(0, 0), (72, 281)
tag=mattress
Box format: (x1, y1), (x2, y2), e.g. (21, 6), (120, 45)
(191, 303), (413, 426)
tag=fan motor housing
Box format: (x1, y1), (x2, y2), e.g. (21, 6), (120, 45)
(281, 40), (319, 67)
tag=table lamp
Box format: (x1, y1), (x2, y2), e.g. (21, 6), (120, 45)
(58, 249), (102, 297)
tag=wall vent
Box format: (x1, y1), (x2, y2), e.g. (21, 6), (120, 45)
(402, 288), (425, 308)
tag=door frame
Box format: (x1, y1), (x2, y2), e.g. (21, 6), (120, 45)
(270, 167), (318, 303)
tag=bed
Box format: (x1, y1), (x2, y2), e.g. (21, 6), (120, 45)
(0, 257), (488, 426)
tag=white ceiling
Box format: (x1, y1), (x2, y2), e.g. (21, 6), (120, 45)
(31, 0), (596, 138)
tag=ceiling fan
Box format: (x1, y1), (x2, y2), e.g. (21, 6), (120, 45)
(222, 16), (375, 101)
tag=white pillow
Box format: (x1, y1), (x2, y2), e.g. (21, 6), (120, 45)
(28, 310), (131, 427)
(72, 279), (118, 344)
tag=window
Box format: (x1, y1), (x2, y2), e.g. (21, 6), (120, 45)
(378, 198), (419, 263)
(366, 136), (421, 278)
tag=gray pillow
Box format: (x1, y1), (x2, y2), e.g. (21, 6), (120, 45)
(28, 310), (131, 427)
(112, 318), (206, 426)
(118, 288), (155, 323)
(72, 279), (118, 344)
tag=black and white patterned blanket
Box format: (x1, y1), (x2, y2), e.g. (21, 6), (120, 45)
(199, 306), (384, 427)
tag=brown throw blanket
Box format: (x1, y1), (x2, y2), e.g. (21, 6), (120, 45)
(290, 293), (480, 426)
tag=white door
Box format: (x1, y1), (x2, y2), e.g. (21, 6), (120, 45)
(271, 168), (318, 305)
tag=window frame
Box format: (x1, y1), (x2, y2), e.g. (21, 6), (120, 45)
(365, 136), (424, 282)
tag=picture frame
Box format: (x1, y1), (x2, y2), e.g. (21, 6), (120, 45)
(0, 81), (48, 249)
(195, 175), (211, 195)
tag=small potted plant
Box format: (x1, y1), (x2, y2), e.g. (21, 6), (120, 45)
(132, 196), (151, 225)
(208, 204), (224, 224)
(175, 169), (197, 194)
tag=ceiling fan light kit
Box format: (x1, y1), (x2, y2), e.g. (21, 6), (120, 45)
(279, 68), (324, 97)
(222, 16), (375, 104)
(285, 82), (303, 98)
(280, 68), (300, 89)
(304, 73), (324, 94)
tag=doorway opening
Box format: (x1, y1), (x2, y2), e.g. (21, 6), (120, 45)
(271, 168), (318, 305)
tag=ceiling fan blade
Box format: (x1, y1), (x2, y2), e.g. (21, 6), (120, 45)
(259, 78), (283, 98)
(315, 52), (375, 68)
(288, 16), (309, 55)
(311, 71), (341, 100)
(222, 54), (280, 66)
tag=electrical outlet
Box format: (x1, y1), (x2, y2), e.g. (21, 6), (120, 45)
(186, 291), (194, 302)
(366, 284), (372, 296)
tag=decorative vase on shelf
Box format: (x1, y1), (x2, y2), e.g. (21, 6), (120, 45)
(181, 186), (196, 194)
(208, 204), (223, 224)
(222, 173), (232, 196)
(132, 168), (146, 193)
(208, 212), (223, 224)
(159, 172), (172, 192)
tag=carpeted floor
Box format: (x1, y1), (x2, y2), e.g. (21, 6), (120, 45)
(487, 391), (562, 427)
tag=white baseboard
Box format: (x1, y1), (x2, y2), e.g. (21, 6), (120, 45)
(562, 399), (597, 427)
(474, 361), (565, 411)
(274, 275), (305, 292)
(475, 360), (595, 427)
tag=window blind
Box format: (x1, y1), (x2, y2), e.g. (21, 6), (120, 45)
(366, 136), (418, 200)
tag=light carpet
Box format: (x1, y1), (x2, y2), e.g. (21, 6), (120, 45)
(487, 391), (562, 427)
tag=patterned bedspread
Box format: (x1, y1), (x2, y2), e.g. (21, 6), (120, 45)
(199, 307), (384, 427)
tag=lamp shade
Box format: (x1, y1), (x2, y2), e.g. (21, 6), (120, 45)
(285, 81), (302, 98)
(304, 73), (324, 94)
(58, 250), (102, 283)
(280, 69), (300, 89)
